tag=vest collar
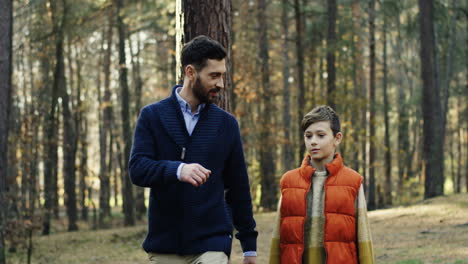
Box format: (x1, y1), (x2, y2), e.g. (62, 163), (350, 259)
(299, 153), (344, 179)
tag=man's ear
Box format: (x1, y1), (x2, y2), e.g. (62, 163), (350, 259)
(185, 65), (196, 80)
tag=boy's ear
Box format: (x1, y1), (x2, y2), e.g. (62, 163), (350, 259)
(334, 132), (343, 146)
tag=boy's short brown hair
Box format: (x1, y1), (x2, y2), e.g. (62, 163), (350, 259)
(301, 105), (341, 135)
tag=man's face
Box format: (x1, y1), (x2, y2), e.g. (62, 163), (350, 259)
(192, 59), (226, 104)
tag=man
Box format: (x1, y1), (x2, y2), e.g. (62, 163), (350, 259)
(129, 35), (258, 264)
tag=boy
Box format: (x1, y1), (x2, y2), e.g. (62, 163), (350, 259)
(269, 105), (374, 264)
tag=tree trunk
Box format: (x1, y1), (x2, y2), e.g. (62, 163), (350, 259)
(351, 0), (365, 174)
(0, 0), (13, 261)
(177, 0), (233, 112)
(382, 11), (392, 206)
(129, 34), (146, 220)
(75, 47), (88, 221)
(326, 0), (337, 109)
(418, 0), (444, 198)
(396, 12), (410, 200)
(281, 0), (294, 173)
(99, 13), (113, 228)
(256, 0), (276, 210)
(367, 0), (376, 210)
(42, 39), (58, 234)
(294, 0), (306, 163)
(50, 0), (78, 232)
(116, 0), (136, 226)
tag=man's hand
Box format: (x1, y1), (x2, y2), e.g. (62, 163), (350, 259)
(243, 256), (256, 264)
(180, 163), (211, 187)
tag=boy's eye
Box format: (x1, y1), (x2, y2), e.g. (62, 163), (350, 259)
(319, 134), (325, 137)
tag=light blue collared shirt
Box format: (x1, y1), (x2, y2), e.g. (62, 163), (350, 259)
(175, 87), (205, 181)
(175, 87), (206, 136)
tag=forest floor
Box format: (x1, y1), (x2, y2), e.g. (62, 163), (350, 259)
(6, 193), (468, 264)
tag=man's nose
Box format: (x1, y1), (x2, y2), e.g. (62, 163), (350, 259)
(216, 78), (224, 89)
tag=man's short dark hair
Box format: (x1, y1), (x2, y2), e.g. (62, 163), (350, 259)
(301, 105), (341, 135)
(181, 35), (227, 71)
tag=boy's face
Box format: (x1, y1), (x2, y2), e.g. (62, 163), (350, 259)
(304, 121), (342, 165)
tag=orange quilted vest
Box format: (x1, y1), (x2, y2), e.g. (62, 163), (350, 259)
(279, 153), (363, 264)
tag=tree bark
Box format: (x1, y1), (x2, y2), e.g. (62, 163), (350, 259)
(178, 0), (233, 112)
(396, 12), (410, 200)
(257, 0), (276, 210)
(0, 0), (13, 261)
(294, 0), (306, 163)
(418, 0), (444, 198)
(50, 0), (78, 231)
(351, 0), (365, 174)
(326, 0), (337, 109)
(99, 12), (114, 228)
(281, 0), (294, 173)
(383, 10), (392, 206)
(129, 33), (146, 220)
(116, 0), (136, 226)
(368, 0), (376, 210)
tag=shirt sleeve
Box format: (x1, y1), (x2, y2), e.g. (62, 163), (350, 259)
(176, 163), (186, 181)
(356, 184), (375, 264)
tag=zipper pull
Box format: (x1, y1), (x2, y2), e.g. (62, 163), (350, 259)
(181, 147), (186, 160)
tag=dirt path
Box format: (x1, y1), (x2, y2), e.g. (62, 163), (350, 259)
(7, 194), (468, 264)
(231, 193), (468, 264)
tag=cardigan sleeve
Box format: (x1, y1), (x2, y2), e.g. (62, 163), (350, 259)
(128, 107), (182, 188)
(223, 117), (258, 253)
(356, 184), (375, 264)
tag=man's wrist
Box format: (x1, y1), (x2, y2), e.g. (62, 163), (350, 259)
(243, 251), (257, 257)
(176, 163), (186, 181)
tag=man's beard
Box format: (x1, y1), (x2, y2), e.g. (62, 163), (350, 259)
(192, 78), (220, 104)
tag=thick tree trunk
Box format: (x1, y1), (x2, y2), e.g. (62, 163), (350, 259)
(178, 0), (233, 112)
(49, 0), (78, 231)
(294, 0), (306, 163)
(0, 0), (13, 261)
(129, 34), (146, 220)
(351, 0), (364, 174)
(281, 0), (294, 173)
(75, 50), (88, 222)
(419, 0), (444, 198)
(383, 12), (392, 206)
(396, 13), (410, 200)
(368, 0), (376, 210)
(99, 14), (113, 228)
(116, 0), (136, 226)
(257, 0), (276, 210)
(326, 0), (337, 109)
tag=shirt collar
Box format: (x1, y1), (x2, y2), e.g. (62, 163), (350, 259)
(175, 87), (205, 115)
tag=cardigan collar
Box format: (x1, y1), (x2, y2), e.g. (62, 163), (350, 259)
(158, 85), (213, 147)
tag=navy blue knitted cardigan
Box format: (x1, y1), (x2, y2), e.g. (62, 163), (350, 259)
(129, 85), (257, 256)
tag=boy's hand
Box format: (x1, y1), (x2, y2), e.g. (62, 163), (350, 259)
(243, 256), (256, 264)
(180, 163), (211, 187)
